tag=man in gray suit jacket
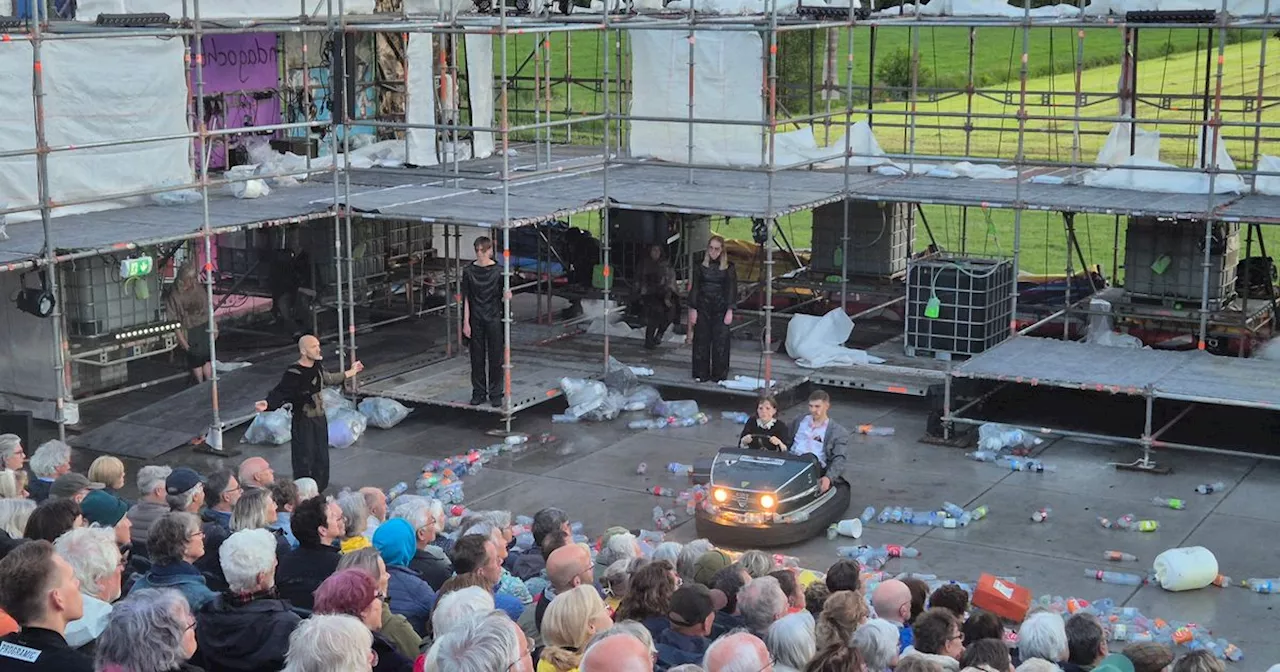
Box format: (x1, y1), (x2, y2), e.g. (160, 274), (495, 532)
(789, 390), (851, 493)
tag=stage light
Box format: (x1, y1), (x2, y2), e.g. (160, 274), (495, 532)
(95, 13), (171, 26)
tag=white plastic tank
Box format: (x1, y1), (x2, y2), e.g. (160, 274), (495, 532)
(1152, 546), (1219, 592)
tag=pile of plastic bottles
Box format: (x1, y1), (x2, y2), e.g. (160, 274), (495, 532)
(394, 434), (554, 505)
(873, 502), (990, 529)
(677, 485), (710, 515)
(966, 451), (1058, 472)
(628, 413), (710, 431)
(836, 544), (922, 570)
(1033, 595), (1244, 662)
(1097, 513), (1160, 533)
(966, 423), (1055, 471)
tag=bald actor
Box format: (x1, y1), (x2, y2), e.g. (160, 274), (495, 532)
(255, 335), (362, 491)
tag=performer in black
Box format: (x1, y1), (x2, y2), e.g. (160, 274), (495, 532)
(688, 235), (737, 382)
(254, 335), (362, 492)
(738, 395), (790, 452)
(463, 235), (504, 406)
(636, 244), (677, 350)
(166, 262), (214, 385)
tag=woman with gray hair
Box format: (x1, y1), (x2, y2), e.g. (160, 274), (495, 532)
(676, 539), (714, 582)
(231, 488), (290, 556)
(853, 618), (903, 671)
(282, 613), (375, 672)
(338, 491), (372, 554)
(738, 550), (774, 579)
(294, 478), (319, 502)
(27, 439), (72, 502)
(462, 519), (531, 605)
(0, 497), (35, 539)
(0, 433), (23, 471)
(766, 610), (817, 672)
(94, 588), (200, 672)
(652, 541), (683, 566)
(1016, 611), (1069, 669)
(130, 512), (218, 611)
(0, 468), (28, 499)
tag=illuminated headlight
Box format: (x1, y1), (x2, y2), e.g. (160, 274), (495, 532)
(760, 494), (776, 509)
(713, 488), (728, 504)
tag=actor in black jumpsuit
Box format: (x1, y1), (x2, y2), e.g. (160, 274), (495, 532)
(636, 244), (677, 350)
(255, 335), (361, 492)
(689, 235), (737, 382)
(463, 235), (504, 406)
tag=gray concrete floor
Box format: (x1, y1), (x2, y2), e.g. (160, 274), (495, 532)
(55, 385), (1280, 668)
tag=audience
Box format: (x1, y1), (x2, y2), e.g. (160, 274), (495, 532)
(511, 507), (568, 581)
(337, 547), (422, 659)
(78, 487), (132, 548)
(391, 496), (451, 590)
(903, 577), (930, 625)
(87, 457), (128, 499)
(24, 498), (84, 542)
(269, 479), (301, 549)
(963, 610), (1005, 647)
(1172, 650), (1225, 672)
(740, 575), (789, 639)
(657, 583), (716, 668)
(616, 559), (678, 638)
(816, 589), (869, 650)
(824, 559), (861, 594)
(0, 498), (35, 554)
(194, 528), (300, 671)
(360, 487), (388, 538)
(711, 564), (750, 635)
(423, 609), (532, 672)
(803, 582), (831, 620)
(580, 630), (655, 672)
(690, 547), (732, 587)
(536, 542), (595, 632)
(27, 440), (72, 503)
(0, 435), (25, 472)
(771, 569), (806, 614)
(126, 465), (172, 549)
(739, 550), (774, 579)
(338, 491), (373, 554)
(1017, 611), (1069, 670)
(449, 532), (523, 621)
(93, 588), (200, 672)
(49, 473), (103, 504)
(277, 495), (345, 611)
(901, 607), (964, 671)
(129, 512), (218, 611)
(313, 568), (413, 672)
(540, 585), (614, 672)
(872, 579), (915, 652)
(430, 585), (494, 641)
(930, 584), (971, 620)
(768, 610), (817, 672)
(294, 478), (320, 501)
(238, 457), (275, 491)
(1064, 612), (1108, 672)
(163, 468), (205, 514)
(854, 618), (903, 671)
(282, 613), (376, 672)
(372, 518), (437, 636)
(55, 527), (123, 651)
(0, 541), (91, 671)
(705, 631), (772, 672)
(806, 641), (866, 672)
(960, 638), (1015, 672)
(0, 468), (29, 499)
(231, 487), (289, 556)
(652, 541), (683, 567)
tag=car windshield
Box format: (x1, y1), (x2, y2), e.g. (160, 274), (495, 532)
(711, 450), (812, 491)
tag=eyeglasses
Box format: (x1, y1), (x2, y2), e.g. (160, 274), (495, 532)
(374, 592), (387, 602)
(185, 621), (197, 632)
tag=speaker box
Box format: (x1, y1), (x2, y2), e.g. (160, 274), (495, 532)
(328, 34), (359, 124)
(0, 411), (33, 450)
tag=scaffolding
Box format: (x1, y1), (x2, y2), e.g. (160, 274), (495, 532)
(1, 0), (1279, 462)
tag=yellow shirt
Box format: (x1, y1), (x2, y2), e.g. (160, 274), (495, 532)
(537, 660), (578, 672)
(340, 536), (372, 554)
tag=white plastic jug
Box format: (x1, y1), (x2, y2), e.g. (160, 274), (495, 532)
(1152, 546), (1219, 591)
(836, 518), (863, 539)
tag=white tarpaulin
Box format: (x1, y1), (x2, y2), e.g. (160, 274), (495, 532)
(1095, 122), (1161, 166)
(785, 309), (884, 368)
(465, 34), (495, 160)
(1256, 155), (1280, 196)
(877, 0), (1079, 15)
(1085, 0), (1267, 17)
(406, 33), (439, 167)
(74, 0), (375, 18)
(403, 0), (469, 15)
(1084, 126), (1244, 194)
(0, 37), (192, 223)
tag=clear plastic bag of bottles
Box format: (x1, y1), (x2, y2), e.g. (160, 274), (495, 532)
(358, 397), (412, 429)
(242, 408), (292, 445)
(328, 408), (368, 448)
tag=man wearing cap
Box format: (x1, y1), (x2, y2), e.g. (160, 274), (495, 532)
(49, 474), (104, 505)
(79, 490), (133, 549)
(657, 584), (716, 669)
(164, 468), (205, 514)
(254, 335), (362, 492)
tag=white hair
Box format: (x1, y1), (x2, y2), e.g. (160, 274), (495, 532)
(580, 632), (654, 672)
(95, 588), (192, 672)
(427, 499), (445, 533)
(584, 620), (656, 657)
(0, 470), (26, 500)
(852, 618), (901, 670)
(477, 510), (512, 529)
(294, 478), (319, 501)
(54, 526), (121, 598)
(0, 435), (20, 462)
(704, 631), (770, 672)
(424, 609), (522, 672)
(136, 466), (173, 498)
(652, 541), (683, 565)
(598, 532), (639, 567)
(766, 611), (816, 671)
(0, 498), (35, 537)
(738, 576), (788, 636)
(336, 491), (368, 538)
(1019, 611), (1069, 663)
(282, 614), (374, 672)
(166, 483), (203, 512)
(463, 522), (497, 539)
(231, 488), (274, 532)
(219, 528), (278, 593)
(677, 539), (715, 580)
(29, 440), (71, 478)
(431, 586), (496, 639)
(391, 495), (433, 531)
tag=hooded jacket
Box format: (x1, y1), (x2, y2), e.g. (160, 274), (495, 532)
(374, 519), (437, 636)
(194, 593), (300, 672)
(131, 562), (219, 613)
(656, 628), (710, 669)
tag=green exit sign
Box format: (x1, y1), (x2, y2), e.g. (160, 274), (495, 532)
(119, 256), (153, 279)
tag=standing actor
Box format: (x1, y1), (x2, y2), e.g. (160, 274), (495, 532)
(636, 244), (677, 350)
(688, 235), (737, 382)
(463, 235), (504, 407)
(166, 261), (214, 384)
(254, 335), (362, 492)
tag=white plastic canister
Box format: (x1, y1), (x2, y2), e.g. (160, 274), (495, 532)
(1152, 546), (1219, 591)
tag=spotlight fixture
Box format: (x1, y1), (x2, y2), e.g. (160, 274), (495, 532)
(95, 12), (172, 26)
(0, 16), (25, 31)
(15, 272), (55, 319)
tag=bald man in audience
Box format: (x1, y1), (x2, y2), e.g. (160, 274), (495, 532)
(535, 543), (595, 632)
(872, 578), (915, 652)
(580, 633), (654, 672)
(704, 631), (773, 672)
(238, 457), (274, 490)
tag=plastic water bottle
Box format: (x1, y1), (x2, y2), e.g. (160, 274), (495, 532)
(877, 508), (892, 524)
(1031, 507), (1052, 522)
(957, 511), (972, 527)
(859, 506), (876, 523)
(505, 435), (528, 445)
(942, 502), (966, 519)
(884, 545), (920, 558)
(721, 411), (751, 424)
(1246, 578), (1280, 593)
(1104, 550), (1138, 562)
(836, 546), (865, 559)
(966, 450), (1000, 462)
(890, 507), (904, 523)
(667, 462), (692, 474)
(1004, 457), (1057, 472)
(1211, 574), (1232, 587)
(1195, 481), (1226, 494)
(827, 525), (839, 540)
(902, 507), (915, 522)
(649, 486), (674, 497)
(387, 482), (409, 502)
(1085, 569), (1146, 586)
(1151, 497), (1185, 510)
(1134, 520), (1159, 532)
(969, 505), (989, 521)
(551, 414), (580, 423)
(857, 425), (896, 436)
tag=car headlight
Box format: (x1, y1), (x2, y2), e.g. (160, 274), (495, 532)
(713, 488), (728, 503)
(760, 493), (776, 509)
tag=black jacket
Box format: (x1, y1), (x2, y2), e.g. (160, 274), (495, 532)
(409, 548), (453, 592)
(276, 543), (341, 611)
(373, 632), (414, 672)
(194, 594), (300, 672)
(0, 627), (93, 671)
(194, 510), (233, 593)
(509, 546), (546, 582)
(26, 478), (52, 504)
(0, 530), (26, 561)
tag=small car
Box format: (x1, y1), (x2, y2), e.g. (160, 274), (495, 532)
(694, 447), (850, 548)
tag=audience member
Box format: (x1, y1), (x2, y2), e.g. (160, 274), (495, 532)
(130, 512), (217, 612)
(0, 469), (28, 500)
(616, 559), (678, 638)
(339, 491), (373, 553)
(430, 586), (494, 640)
(711, 565), (750, 636)
(903, 577), (930, 625)
(93, 587), (199, 672)
(960, 638), (1014, 672)
(691, 548), (733, 588)
(0, 541), (91, 671)
(314, 568), (413, 672)
(767, 610), (816, 672)
(738, 550), (774, 579)
(963, 610), (1005, 647)
(391, 496), (451, 591)
(194, 529), (300, 672)
(0, 435), (24, 472)
(536, 542), (595, 632)
(596, 528), (642, 582)
(652, 541), (683, 566)
(901, 607), (963, 671)
(372, 518), (437, 636)
(281, 613), (376, 672)
(803, 582), (830, 620)
(337, 547), (421, 659)
(1172, 650), (1224, 672)
(87, 457), (128, 498)
(126, 466), (172, 549)
(269, 478), (301, 549)
(49, 473), (103, 504)
(1064, 613), (1108, 672)
(871, 579), (914, 652)
(657, 584), (716, 668)
(55, 527), (123, 650)
(24, 498), (83, 542)
(450, 532), (523, 621)
(678, 539), (716, 584)
(896, 656), (946, 672)
(1017, 611), (1069, 668)
(929, 583), (970, 620)
(423, 609), (533, 672)
(853, 618), (902, 672)
(739, 575), (789, 639)
(27, 440), (72, 503)
(824, 559), (861, 594)
(294, 478), (319, 501)
(231, 487), (289, 556)
(360, 487), (388, 538)
(704, 631), (772, 672)
(511, 507), (568, 580)
(580, 630), (655, 672)
(462, 519), (531, 606)
(770, 570), (805, 614)
(602, 558), (636, 613)
(816, 590), (868, 651)
(1122, 642), (1174, 672)
(78, 488), (132, 548)
(540, 585), (613, 672)
(0, 499), (35, 556)
(238, 457), (275, 491)
(202, 469), (241, 532)
(163, 468), (204, 514)
(277, 495), (345, 610)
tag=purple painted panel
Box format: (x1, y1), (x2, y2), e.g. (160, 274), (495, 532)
(192, 34), (283, 170)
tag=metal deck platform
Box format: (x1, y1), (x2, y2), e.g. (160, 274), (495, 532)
(359, 353), (569, 414)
